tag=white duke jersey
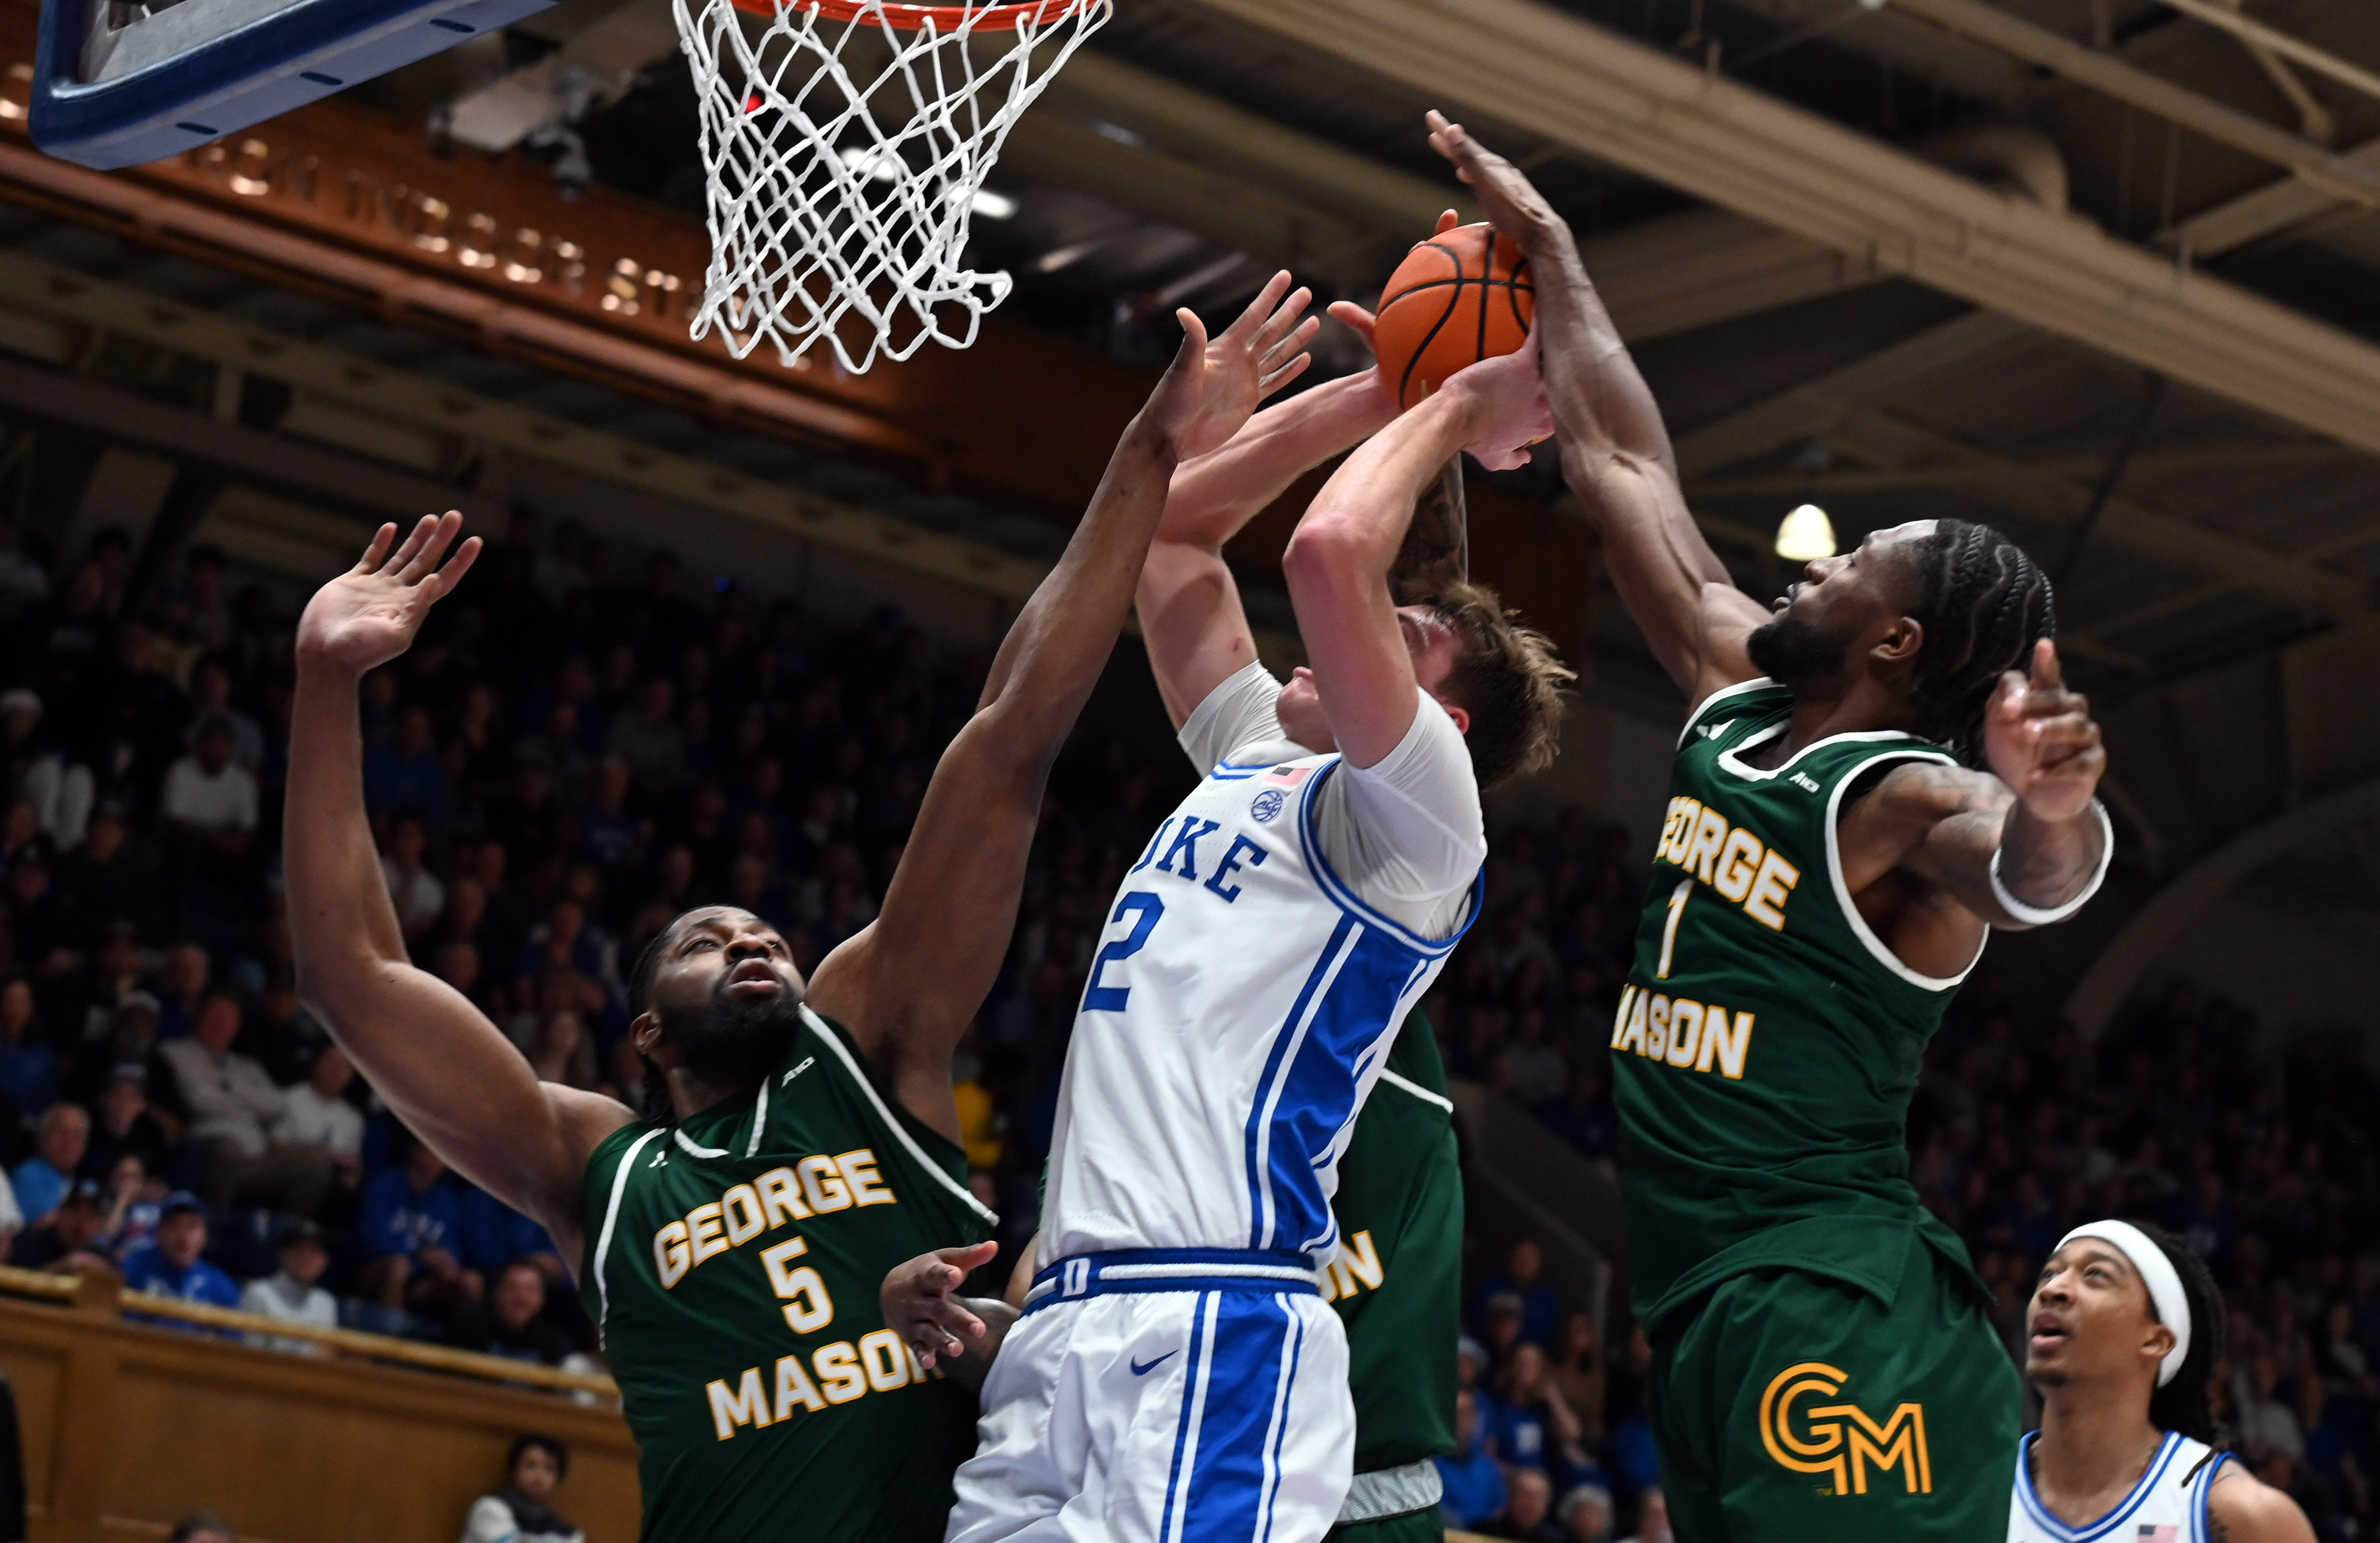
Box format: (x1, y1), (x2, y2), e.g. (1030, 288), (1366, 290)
(2008, 1430), (2229, 1543)
(1039, 741), (1483, 1265)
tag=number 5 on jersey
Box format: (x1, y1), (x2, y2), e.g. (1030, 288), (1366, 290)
(1083, 892), (1164, 1012)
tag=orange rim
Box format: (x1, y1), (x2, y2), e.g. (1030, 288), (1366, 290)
(725, 0), (1097, 27)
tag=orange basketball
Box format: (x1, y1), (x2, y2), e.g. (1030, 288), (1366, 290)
(1371, 222), (1535, 412)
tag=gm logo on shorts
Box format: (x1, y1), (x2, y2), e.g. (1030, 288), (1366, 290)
(1758, 1362), (1932, 1496)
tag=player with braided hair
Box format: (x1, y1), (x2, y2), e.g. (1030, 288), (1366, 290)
(2012, 1220), (2312, 1541)
(1428, 113), (2115, 1541)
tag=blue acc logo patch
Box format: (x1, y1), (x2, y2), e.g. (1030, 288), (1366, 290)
(1250, 789), (1286, 823)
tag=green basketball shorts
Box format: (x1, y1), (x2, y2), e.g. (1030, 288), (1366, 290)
(1325, 1504), (1444, 1543)
(1647, 1238), (2021, 1542)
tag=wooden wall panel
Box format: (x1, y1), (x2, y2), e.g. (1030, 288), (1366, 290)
(0, 1296), (641, 1543)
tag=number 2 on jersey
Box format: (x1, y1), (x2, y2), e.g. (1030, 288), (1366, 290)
(1083, 892), (1165, 1011)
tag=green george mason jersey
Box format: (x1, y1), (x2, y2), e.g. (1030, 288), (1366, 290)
(578, 1006), (994, 1543)
(1613, 678), (1983, 1330)
(1324, 1011), (1461, 1475)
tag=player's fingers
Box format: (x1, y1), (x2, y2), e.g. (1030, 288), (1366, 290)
(397, 511), (462, 583)
(935, 1240), (1000, 1273)
(1230, 271), (1295, 341)
(1254, 289), (1314, 357)
(1258, 353), (1314, 398)
(384, 514), (441, 576)
(1172, 309), (1209, 365)
(1259, 314), (1321, 373)
(1326, 301), (1377, 352)
(355, 523), (399, 574)
(2030, 637), (2063, 692)
(1436, 209), (1461, 234)
(425, 535), (484, 603)
(1991, 669), (2028, 723)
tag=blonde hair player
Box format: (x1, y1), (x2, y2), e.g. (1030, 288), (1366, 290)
(2012, 1220), (2312, 1543)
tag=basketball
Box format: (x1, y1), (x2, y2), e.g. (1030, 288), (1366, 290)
(1371, 222), (1535, 411)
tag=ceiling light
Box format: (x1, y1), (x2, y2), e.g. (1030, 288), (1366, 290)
(1775, 503), (1837, 561)
(969, 188), (1019, 220)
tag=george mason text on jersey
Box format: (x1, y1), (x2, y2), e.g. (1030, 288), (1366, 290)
(644, 1147), (946, 1442)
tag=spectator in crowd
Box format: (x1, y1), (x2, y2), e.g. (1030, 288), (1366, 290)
(82, 1070), (173, 1187)
(357, 1136), (476, 1316)
(51, 803), (154, 948)
(97, 1153), (162, 1260)
(1558, 1483), (1614, 1543)
(239, 1220), (337, 1353)
(1476, 1238), (1563, 1350)
(445, 1258), (573, 1367)
(159, 994), (330, 1219)
(11, 1103), (86, 1224)
(1617, 1488), (1670, 1543)
(121, 1193), (238, 1308)
(1485, 1466), (1562, 1543)
(9, 1180), (109, 1273)
(458, 1187), (562, 1284)
(0, 980), (51, 1124)
(184, 660), (263, 772)
(268, 1046), (364, 1196)
(159, 719), (257, 855)
(1547, 1311), (1606, 1447)
(363, 708), (449, 828)
(156, 943), (211, 1042)
(168, 1515), (235, 1543)
(459, 1435), (583, 1543)
(1438, 1387), (1507, 1530)
(380, 816), (445, 941)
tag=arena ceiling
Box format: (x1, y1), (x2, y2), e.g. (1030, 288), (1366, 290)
(0, 0), (2373, 1018)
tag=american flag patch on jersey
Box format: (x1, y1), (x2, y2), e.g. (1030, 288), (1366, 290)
(2136, 1526), (2177, 1542)
(1263, 765), (1315, 789)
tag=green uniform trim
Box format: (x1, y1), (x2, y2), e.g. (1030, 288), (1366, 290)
(578, 1007), (992, 1543)
(1328, 1011), (1461, 1476)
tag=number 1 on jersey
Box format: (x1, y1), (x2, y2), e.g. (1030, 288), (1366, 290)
(1083, 892), (1165, 1011)
(1657, 879), (1691, 980)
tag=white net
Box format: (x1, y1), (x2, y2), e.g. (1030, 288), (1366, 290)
(674, 0), (1113, 374)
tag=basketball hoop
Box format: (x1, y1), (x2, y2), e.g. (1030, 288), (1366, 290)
(674, 0), (1112, 374)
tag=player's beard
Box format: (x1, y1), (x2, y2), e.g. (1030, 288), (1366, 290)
(660, 976), (802, 1093)
(1746, 610), (1853, 687)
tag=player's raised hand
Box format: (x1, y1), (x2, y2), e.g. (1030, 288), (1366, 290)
(1982, 639), (2105, 822)
(1445, 330), (1554, 471)
(880, 1240), (1000, 1371)
(1147, 270), (1320, 464)
(296, 513), (481, 678)
(1426, 110), (1569, 260)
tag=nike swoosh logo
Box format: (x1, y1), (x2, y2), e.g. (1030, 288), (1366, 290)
(1129, 1350), (1179, 1377)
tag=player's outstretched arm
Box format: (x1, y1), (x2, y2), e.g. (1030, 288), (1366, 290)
(288, 515), (632, 1261)
(1284, 343), (1550, 768)
(1426, 110), (1766, 708)
(879, 1241), (1018, 1393)
(807, 278), (1319, 1137)
(1837, 641), (2110, 970)
(1137, 315), (1398, 729)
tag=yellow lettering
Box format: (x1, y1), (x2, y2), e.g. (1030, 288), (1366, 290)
(1657, 798), (1688, 862)
(773, 1352), (825, 1418)
(800, 1155), (853, 1213)
(653, 1220), (691, 1289)
(1664, 1000), (1704, 1068)
(1684, 808), (1729, 885)
(1713, 827), (1764, 903)
(1699, 1009), (1756, 1079)
(836, 1149), (894, 1206)
(1745, 851), (1799, 930)
(1662, 799), (1703, 865)
(1610, 985), (1637, 1049)
(721, 1184), (767, 1247)
(1646, 995), (1671, 1061)
(1620, 992), (1649, 1056)
(707, 1366), (771, 1439)
(1338, 1230), (1385, 1294)
(859, 1329), (913, 1392)
(687, 1202), (729, 1266)
(812, 1342), (865, 1403)
(762, 1237), (836, 1333)
(757, 1166), (811, 1226)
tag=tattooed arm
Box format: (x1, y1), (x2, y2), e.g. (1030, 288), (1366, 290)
(1835, 638), (2110, 978)
(2206, 1464), (2318, 1543)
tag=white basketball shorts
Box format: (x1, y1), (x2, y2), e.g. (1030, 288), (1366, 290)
(946, 1248), (1353, 1543)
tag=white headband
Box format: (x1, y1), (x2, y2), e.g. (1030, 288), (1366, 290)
(2057, 1220), (2192, 1388)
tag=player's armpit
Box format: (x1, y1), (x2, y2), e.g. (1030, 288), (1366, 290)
(2207, 1465), (2319, 1543)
